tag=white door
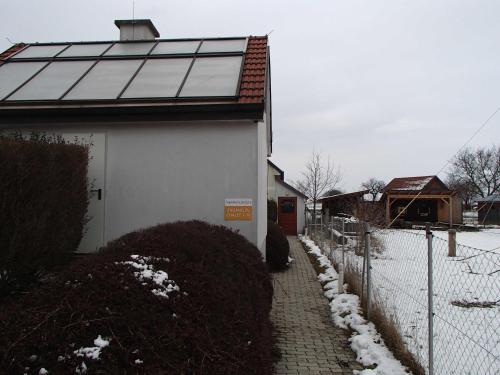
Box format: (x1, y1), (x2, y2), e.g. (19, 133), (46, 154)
(63, 133), (106, 253)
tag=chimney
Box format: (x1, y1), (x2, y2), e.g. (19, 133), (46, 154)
(114, 19), (160, 41)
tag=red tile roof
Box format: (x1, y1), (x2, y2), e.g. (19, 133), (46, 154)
(239, 36), (267, 104)
(0, 43), (26, 66)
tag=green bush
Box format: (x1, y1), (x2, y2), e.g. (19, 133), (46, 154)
(266, 220), (290, 271)
(0, 133), (88, 297)
(0, 221), (274, 374)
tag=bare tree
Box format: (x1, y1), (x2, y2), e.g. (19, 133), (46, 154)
(448, 145), (500, 200)
(445, 175), (476, 210)
(295, 151), (342, 221)
(361, 178), (385, 202)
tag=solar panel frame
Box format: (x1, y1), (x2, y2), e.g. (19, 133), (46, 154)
(58, 43), (114, 58)
(62, 59), (144, 100)
(1, 37), (250, 102)
(0, 61), (49, 100)
(120, 57), (193, 99)
(179, 55), (243, 98)
(6, 60), (96, 101)
(198, 39), (246, 53)
(58, 43), (116, 99)
(2, 61), (51, 100)
(150, 40), (201, 55)
(12, 44), (70, 59)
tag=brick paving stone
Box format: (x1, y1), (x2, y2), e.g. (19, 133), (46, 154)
(271, 236), (362, 374)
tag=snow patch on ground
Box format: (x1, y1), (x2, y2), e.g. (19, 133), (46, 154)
(117, 254), (180, 298)
(75, 361), (87, 374)
(299, 235), (410, 375)
(74, 335), (110, 360)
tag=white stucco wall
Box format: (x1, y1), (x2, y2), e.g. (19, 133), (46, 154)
(267, 163), (280, 202)
(275, 180), (306, 234)
(256, 121), (267, 254)
(6, 119), (267, 253)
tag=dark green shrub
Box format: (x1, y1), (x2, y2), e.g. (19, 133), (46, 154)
(0, 221), (274, 375)
(266, 220), (290, 271)
(0, 134), (88, 297)
(267, 199), (277, 222)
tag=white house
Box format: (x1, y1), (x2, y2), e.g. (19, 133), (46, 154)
(267, 160), (307, 235)
(0, 19), (272, 255)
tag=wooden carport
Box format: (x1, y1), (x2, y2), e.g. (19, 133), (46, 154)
(383, 176), (462, 227)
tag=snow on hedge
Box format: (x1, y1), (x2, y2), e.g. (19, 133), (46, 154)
(117, 255), (180, 299)
(299, 235), (410, 375)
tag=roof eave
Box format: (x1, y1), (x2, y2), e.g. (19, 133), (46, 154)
(0, 101), (265, 125)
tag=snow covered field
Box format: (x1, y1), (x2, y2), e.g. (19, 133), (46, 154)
(432, 227), (500, 251)
(332, 228), (500, 374)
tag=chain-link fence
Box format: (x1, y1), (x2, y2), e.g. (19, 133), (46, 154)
(306, 217), (500, 375)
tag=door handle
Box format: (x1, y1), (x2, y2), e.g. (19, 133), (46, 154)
(90, 188), (102, 200)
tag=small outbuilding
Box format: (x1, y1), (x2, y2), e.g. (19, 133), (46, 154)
(320, 190), (369, 218)
(477, 195), (500, 225)
(267, 160), (307, 235)
(382, 176), (462, 226)
(0, 19), (272, 255)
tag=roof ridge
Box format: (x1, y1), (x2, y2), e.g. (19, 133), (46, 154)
(391, 175), (436, 180)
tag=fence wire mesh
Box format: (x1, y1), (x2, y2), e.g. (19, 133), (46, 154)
(306, 217), (500, 375)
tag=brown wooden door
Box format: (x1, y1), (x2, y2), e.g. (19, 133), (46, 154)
(278, 197), (297, 235)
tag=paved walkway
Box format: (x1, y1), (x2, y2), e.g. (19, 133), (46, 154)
(271, 236), (361, 374)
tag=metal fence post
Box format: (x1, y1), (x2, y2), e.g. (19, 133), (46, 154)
(338, 262), (344, 294)
(342, 217), (345, 266)
(426, 225), (434, 375)
(330, 219), (334, 261)
(365, 223), (372, 320)
(361, 222), (366, 307)
(448, 229), (456, 257)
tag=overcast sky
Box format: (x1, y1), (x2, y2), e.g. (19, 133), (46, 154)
(1, 0), (499, 191)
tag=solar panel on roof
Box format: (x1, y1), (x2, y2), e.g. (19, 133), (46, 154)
(1, 38), (248, 102)
(63, 59), (142, 100)
(122, 58), (192, 98)
(198, 39), (246, 53)
(0, 62), (47, 99)
(7, 61), (94, 101)
(14, 45), (68, 58)
(180, 56), (242, 97)
(104, 42), (155, 56)
(151, 41), (200, 55)
(58, 44), (112, 57)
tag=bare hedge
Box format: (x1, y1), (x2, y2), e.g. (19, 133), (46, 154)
(0, 134), (88, 297)
(266, 220), (290, 271)
(0, 221), (274, 374)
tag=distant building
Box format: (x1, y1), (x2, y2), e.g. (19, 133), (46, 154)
(319, 190), (368, 218)
(267, 160), (307, 235)
(382, 176), (462, 226)
(476, 195), (500, 225)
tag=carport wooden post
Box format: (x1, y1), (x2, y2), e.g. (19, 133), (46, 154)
(385, 196), (391, 226)
(448, 229), (457, 257)
(449, 196), (453, 228)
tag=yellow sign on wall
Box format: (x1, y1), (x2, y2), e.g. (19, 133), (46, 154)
(224, 198), (253, 221)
